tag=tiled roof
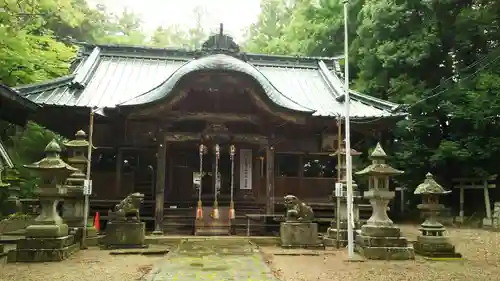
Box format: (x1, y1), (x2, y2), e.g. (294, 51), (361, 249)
(15, 43), (400, 118)
(0, 84), (39, 125)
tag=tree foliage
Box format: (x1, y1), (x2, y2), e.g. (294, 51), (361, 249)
(0, 0), (211, 198)
(245, 0), (500, 191)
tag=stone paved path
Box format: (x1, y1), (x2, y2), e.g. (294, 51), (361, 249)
(142, 238), (279, 281)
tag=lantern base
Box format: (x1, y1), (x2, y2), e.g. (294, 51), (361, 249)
(12, 235), (79, 262)
(355, 225), (415, 260)
(415, 236), (462, 258)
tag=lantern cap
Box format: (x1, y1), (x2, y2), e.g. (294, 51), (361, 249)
(414, 172), (451, 195)
(356, 143), (403, 176)
(65, 130), (89, 147)
(370, 142), (387, 159)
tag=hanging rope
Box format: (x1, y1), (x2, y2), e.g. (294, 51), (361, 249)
(229, 144), (236, 219)
(196, 144), (204, 220)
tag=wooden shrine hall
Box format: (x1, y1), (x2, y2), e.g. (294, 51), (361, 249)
(13, 27), (403, 234)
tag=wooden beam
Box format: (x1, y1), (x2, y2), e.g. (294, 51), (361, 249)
(164, 132), (269, 145)
(164, 111), (260, 124)
(115, 148), (123, 198)
(265, 146), (275, 215)
(153, 130), (167, 234)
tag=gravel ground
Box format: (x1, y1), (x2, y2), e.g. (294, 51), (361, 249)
(0, 249), (163, 281)
(263, 224), (500, 281)
(1, 226), (499, 281)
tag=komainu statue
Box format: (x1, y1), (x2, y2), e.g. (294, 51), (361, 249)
(283, 195), (314, 222)
(108, 193), (144, 222)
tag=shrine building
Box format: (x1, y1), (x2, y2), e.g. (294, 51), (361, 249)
(13, 29), (403, 233)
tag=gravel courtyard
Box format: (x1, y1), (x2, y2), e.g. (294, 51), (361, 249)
(1, 225), (499, 281)
(264, 225), (500, 281)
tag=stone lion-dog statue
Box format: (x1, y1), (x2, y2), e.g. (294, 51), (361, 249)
(283, 195), (314, 222)
(108, 192), (144, 222)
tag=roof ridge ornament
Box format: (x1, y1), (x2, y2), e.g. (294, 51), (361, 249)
(201, 23), (240, 54)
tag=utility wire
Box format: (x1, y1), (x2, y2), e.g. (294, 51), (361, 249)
(349, 49), (500, 124)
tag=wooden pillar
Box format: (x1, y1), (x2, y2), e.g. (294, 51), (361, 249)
(265, 146), (275, 215)
(153, 131), (167, 234)
(115, 148), (123, 198)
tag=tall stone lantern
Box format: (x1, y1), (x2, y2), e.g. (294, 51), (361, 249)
(354, 142), (414, 260)
(62, 130), (88, 227)
(324, 140), (362, 247)
(14, 139), (80, 262)
(414, 173), (461, 258)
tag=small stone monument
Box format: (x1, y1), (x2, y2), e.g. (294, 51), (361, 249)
(62, 130), (98, 246)
(493, 202), (500, 232)
(414, 173), (461, 258)
(355, 143), (414, 260)
(104, 192), (147, 249)
(13, 139), (80, 262)
(324, 140), (362, 247)
(280, 195), (323, 248)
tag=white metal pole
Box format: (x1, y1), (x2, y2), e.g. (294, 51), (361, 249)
(343, 0), (355, 258)
(81, 108), (95, 249)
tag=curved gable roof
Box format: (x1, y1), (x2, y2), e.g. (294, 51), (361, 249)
(120, 54), (314, 113)
(15, 42), (402, 119)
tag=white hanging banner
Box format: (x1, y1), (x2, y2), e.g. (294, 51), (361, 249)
(239, 149), (253, 190)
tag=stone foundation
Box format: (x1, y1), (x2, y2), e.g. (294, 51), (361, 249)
(12, 235), (79, 262)
(323, 223), (357, 247)
(104, 221), (147, 249)
(280, 222), (323, 249)
(71, 227), (99, 247)
(355, 225), (415, 260)
(415, 236), (461, 258)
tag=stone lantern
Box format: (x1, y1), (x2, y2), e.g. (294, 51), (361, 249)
(62, 130), (88, 227)
(324, 140), (362, 247)
(354, 142), (414, 260)
(414, 173), (461, 258)
(14, 139), (80, 262)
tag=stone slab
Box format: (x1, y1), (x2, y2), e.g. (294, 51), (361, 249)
(13, 243), (80, 262)
(17, 235), (74, 250)
(356, 235), (409, 247)
(356, 245), (415, 260)
(415, 236), (461, 258)
(25, 224), (69, 238)
(142, 238), (279, 281)
(104, 221), (146, 249)
(280, 222), (321, 248)
(360, 224), (401, 237)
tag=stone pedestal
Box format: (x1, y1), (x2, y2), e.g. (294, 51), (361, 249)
(104, 221), (147, 249)
(355, 224), (414, 260)
(355, 190), (415, 260)
(71, 226), (99, 247)
(280, 222), (323, 249)
(324, 196), (361, 247)
(62, 187), (86, 227)
(415, 236), (461, 258)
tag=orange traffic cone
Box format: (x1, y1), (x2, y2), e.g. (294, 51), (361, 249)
(229, 201), (235, 220)
(196, 200), (203, 220)
(94, 212), (100, 232)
